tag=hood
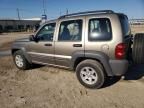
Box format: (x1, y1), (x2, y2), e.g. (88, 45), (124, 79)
(15, 37), (30, 42)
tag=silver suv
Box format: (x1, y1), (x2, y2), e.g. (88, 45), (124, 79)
(11, 10), (138, 88)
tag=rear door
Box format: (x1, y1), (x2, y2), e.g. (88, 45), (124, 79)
(54, 17), (85, 67)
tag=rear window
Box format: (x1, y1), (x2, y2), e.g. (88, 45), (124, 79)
(119, 15), (130, 36)
(88, 18), (112, 41)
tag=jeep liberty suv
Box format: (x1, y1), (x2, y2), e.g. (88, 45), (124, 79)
(11, 10), (144, 88)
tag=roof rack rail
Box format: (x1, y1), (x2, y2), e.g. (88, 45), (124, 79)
(59, 10), (114, 19)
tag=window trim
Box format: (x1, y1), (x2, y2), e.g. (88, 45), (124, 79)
(58, 19), (83, 42)
(35, 23), (56, 42)
(88, 18), (112, 42)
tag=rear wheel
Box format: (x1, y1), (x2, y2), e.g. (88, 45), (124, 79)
(76, 59), (105, 89)
(132, 33), (144, 64)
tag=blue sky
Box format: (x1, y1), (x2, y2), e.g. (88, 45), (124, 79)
(0, 0), (144, 19)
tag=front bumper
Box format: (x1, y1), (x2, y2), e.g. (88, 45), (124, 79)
(109, 60), (129, 76)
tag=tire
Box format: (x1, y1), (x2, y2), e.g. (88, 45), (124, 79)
(13, 50), (31, 70)
(132, 33), (144, 64)
(76, 59), (105, 89)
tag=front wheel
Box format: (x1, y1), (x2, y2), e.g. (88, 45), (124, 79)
(76, 59), (105, 89)
(13, 50), (31, 70)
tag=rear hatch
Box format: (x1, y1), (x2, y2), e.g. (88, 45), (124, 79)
(118, 14), (132, 60)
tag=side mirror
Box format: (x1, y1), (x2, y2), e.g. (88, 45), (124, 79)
(29, 35), (35, 41)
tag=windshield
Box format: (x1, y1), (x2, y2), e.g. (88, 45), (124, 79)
(119, 14), (130, 36)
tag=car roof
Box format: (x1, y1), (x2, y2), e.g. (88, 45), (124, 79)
(58, 10), (115, 19)
(43, 10), (126, 24)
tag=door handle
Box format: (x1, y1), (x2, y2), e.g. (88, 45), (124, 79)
(44, 43), (52, 46)
(73, 44), (82, 47)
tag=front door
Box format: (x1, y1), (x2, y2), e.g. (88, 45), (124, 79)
(27, 23), (56, 64)
(55, 18), (85, 67)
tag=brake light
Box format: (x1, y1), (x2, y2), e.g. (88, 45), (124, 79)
(115, 43), (126, 59)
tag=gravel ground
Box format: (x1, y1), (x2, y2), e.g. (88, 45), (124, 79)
(131, 25), (144, 34)
(0, 50), (11, 56)
(0, 56), (144, 108)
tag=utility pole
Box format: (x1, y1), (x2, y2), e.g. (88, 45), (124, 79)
(60, 11), (62, 16)
(43, 0), (46, 15)
(41, 0), (47, 23)
(66, 8), (68, 15)
(16, 8), (20, 20)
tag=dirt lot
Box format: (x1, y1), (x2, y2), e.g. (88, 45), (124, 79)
(131, 25), (144, 34)
(0, 29), (144, 108)
(0, 56), (144, 108)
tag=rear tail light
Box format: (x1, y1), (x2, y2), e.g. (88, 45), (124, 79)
(115, 43), (126, 59)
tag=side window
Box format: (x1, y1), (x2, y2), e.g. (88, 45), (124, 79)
(58, 20), (82, 41)
(36, 23), (56, 41)
(88, 18), (112, 41)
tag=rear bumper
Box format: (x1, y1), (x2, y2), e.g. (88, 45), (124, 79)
(109, 60), (128, 76)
